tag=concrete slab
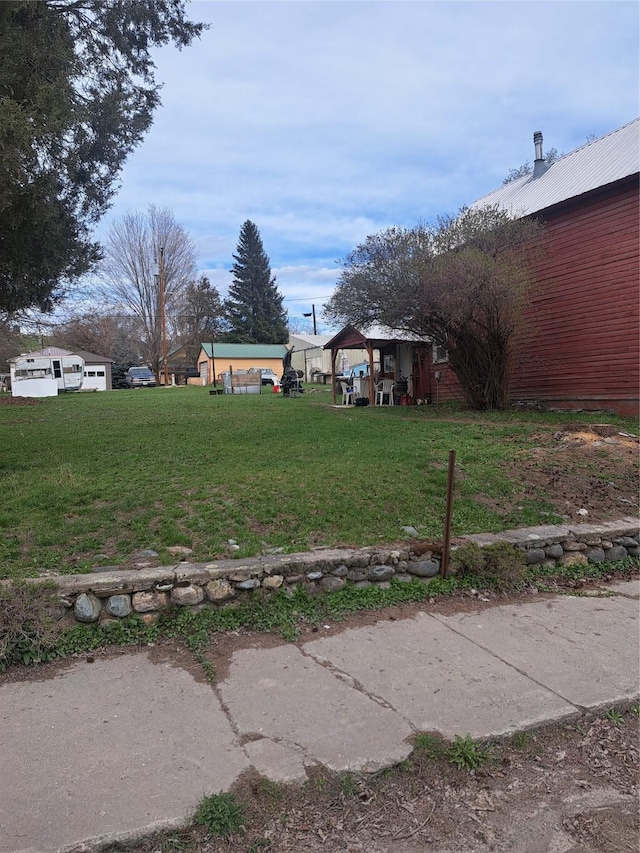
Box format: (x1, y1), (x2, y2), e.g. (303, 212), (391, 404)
(0, 654), (249, 853)
(303, 612), (575, 739)
(218, 643), (413, 773)
(433, 595), (640, 708)
(243, 738), (308, 784)
(603, 578), (640, 598)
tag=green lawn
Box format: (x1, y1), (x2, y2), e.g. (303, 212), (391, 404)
(0, 386), (635, 579)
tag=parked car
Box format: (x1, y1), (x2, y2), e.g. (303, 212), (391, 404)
(124, 367), (157, 388)
(247, 367), (281, 388)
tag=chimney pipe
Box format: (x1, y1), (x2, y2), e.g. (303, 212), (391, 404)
(532, 130), (547, 177)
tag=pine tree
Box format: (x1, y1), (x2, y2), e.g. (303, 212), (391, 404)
(224, 221), (288, 343)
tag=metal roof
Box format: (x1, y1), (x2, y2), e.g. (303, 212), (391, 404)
(288, 334), (333, 349)
(200, 343), (289, 359)
(324, 324), (429, 350)
(471, 117), (639, 217)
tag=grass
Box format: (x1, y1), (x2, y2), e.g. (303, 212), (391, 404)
(0, 386), (636, 580)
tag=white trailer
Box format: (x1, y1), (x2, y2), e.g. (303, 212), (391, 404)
(10, 355), (84, 397)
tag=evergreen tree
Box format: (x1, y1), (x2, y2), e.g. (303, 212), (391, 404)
(0, 1), (206, 314)
(224, 221), (288, 343)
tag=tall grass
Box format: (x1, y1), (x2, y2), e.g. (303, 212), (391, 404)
(0, 387), (634, 578)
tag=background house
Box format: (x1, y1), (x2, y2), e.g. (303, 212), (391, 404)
(196, 343), (289, 385)
(9, 347), (112, 397)
(288, 333), (371, 383)
(74, 350), (113, 391)
(434, 118), (639, 416)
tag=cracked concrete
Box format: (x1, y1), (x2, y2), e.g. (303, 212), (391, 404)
(0, 582), (638, 853)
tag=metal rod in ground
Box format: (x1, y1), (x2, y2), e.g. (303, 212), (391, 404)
(440, 450), (456, 578)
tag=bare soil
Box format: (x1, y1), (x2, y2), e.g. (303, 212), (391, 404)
(125, 706), (638, 853)
(504, 422), (639, 523)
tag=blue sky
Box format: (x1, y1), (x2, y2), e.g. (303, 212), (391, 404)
(95, 0), (639, 333)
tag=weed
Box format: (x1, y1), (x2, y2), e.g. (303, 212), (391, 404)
(194, 650), (217, 683)
(446, 734), (491, 771)
(0, 580), (64, 669)
(603, 707), (624, 725)
(630, 704), (640, 717)
(338, 773), (360, 797)
(193, 792), (244, 839)
(509, 731), (533, 750)
(450, 541), (527, 590)
(413, 732), (446, 759)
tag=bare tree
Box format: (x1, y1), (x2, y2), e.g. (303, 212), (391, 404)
(100, 205), (198, 373)
(326, 206), (546, 410)
(50, 310), (143, 365)
(172, 275), (225, 363)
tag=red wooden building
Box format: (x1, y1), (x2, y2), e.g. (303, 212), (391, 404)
(434, 119), (639, 416)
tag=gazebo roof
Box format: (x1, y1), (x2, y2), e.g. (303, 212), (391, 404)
(324, 323), (428, 350)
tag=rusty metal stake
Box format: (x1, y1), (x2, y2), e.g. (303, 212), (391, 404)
(440, 450), (456, 578)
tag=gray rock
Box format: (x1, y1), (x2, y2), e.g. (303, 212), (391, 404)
(605, 545), (630, 562)
(346, 570), (367, 582)
(367, 565), (394, 581)
(545, 543), (564, 559)
(285, 574), (303, 584)
(354, 580), (372, 589)
(74, 592), (101, 623)
(170, 585), (204, 606)
(585, 548), (606, 564)
(166, 546), (194, 556)
(627, 546), (640, 557)
(613, 536), (638, 548)
(563, 540), (587, 551)
(106, 594), (132, 618)
(394, 573), (414, 583)
(524, 548), (546, 565)
(306, 572), (323, 581)
(407, 559), (440, 578)
(136, 549), (159, 559)
(331, 565), (348, 577)
(320, 576), (346, 592)
(235, 578), (261, 590)
(401, 526), (419, 537)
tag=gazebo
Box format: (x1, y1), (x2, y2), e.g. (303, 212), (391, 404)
(324, 324), (430, 405)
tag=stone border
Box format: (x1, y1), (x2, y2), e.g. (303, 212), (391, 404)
(19, 517), (640, 626)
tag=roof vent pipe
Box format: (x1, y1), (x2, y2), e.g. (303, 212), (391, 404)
(532, 130), (547, 177)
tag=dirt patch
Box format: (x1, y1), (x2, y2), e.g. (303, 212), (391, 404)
(0, 395), (42, 406)
(124, 709), (638, 853)
(502, 423), (639, 522)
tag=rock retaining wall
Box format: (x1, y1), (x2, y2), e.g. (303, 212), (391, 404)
(25, 517), (640, 626)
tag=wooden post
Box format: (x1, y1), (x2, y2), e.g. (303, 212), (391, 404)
(158, 246), (169, 387)
(440, 450), (456, 578)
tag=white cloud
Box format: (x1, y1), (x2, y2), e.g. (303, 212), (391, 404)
(96, 0), (639, 310)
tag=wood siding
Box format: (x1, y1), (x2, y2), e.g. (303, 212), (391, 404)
(426, 179), (639, 415)
(511, 181), (639, 415)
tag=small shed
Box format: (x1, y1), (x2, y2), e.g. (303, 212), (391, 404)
(197, 343), (289, 385)
(74, 350), (113, 391)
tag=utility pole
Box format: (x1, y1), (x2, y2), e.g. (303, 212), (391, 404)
(158, 246), (169, 387)
(303, 304), (317, 335)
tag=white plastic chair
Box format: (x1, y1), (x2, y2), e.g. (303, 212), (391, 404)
(375, 378), (395, 405)
(340, 381), (356, 405)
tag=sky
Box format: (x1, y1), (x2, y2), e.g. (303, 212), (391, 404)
(94, 0), (639, 334)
